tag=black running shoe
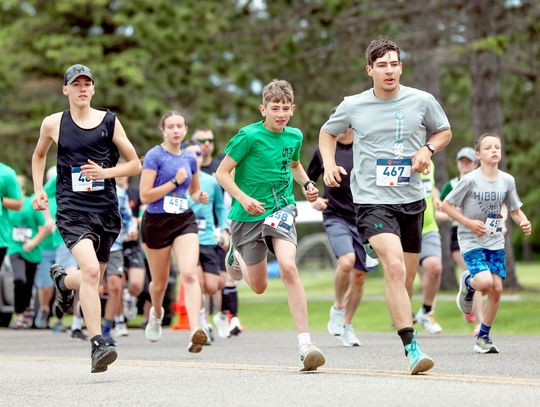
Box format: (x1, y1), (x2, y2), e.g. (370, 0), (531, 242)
(91, 344), (118, 373)
(71, 329), (88, 341)
(50, 264), (74, 316)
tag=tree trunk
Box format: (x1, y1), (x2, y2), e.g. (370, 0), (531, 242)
(467, 0), (520, 288)
(410, 10), (457, 290)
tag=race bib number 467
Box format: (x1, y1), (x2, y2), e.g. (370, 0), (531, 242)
(376, 158), (412, 187)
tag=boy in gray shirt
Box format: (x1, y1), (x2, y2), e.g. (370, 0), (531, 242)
(443, 133), (531, 353)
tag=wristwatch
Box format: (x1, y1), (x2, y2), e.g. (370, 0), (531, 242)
(424, 143), (436, 155)
(303, 180), (316, 190)
(170, 177), (180, 186)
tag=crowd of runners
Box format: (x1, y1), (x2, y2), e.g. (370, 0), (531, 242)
(0, 38), (531, 375)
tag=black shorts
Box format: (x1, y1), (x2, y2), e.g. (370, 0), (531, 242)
(450, 226), (460, 252)
(123, 240), (144, 270)
(56, 208), (121, 264)
(216, 245), (226, 270)
(199, 245), (222, 276)
(354, 199), (425, 253)
(141, 210), (198, 249)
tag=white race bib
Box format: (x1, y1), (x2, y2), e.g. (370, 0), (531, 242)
(71, 167), (104, 192)
(13, 227), (32, 243)
(263, 209), (294, 233)
(376, 158), (412, 187)
(485, 214), (503, 236)
(196, 218), (207, 231)
(422, 178), (433, 198)
(163, 193), (188, 214)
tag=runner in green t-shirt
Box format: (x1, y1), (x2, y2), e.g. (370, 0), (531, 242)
(216, 79), (325, 372)
(412, 161), (447, 334)
(0, 162), (23, 265)
(7, 176), (50, 328)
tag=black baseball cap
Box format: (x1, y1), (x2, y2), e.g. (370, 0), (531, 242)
(63, 64), (93, 85)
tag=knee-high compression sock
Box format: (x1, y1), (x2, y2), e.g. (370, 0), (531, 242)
(221, 286), (238, 316)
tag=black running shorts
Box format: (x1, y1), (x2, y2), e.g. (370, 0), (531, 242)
(141, 210), (198, 249)
(199, 245), (222, 276)
(56, 208), (121, 263)
(354, 199), (425, 253)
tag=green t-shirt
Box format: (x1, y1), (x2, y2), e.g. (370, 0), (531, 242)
(225, 121), (302, 222)
(421, 161), (438, 234)
(7, 196), (45, 263)
(0, 162), (23, 248)
(40, 174), (63, 251)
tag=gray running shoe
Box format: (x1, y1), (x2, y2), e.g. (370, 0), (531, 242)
(91, 343), (117, 373)
(456, 270), (475, 314)
(474, 335), (499, 354)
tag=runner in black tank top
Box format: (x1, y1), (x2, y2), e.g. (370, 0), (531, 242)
(31, 64), (141, 373)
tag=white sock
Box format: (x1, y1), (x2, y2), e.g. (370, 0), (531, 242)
(199, 308), (208, 329)
(297, 332), (311, 347)
(71, 316), (83, 331)
(114, 315), (125, 324)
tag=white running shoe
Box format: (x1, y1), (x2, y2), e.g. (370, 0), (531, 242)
(415, 308), (442, 335)
(341, 325), (362, 347)
(327, 305), (345, 336)
(123, 288), (138, 321)
(299, 344), (326, 371)
(229, 316), (242, 336)
(212, 312), (230, 338)
(145, 306), (164, 342)
(225, 237), (243, 281)
(114, 322), (129, 337)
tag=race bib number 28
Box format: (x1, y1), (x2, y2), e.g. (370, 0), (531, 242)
(376, 159), (412, 187)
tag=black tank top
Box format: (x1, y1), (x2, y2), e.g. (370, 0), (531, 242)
(56, 110), (119, 212)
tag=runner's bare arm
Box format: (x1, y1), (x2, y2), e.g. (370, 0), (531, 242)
(291, 160), (319, 203)
(412, 129), (452, 174)
(319, 128), (346, 187)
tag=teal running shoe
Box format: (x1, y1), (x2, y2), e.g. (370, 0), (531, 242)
(405, 335), (434, 375)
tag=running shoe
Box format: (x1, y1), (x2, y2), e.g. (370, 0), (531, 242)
(145, 306), (164, 342)
(71, 328), (88, 341)
(299, 344), (326, 372)
(456, 270), (475, 314)
(34, 308), (49, 329)
(212, 312), (230, 338)
(474, 335), (499, 354)
(114, 322), (129, 337)
(122, 288), (138, 321)
(102, 332), (116, 346)
(9, 315), (30, 330)
(50, 264), (74, 316)
(225, 237), (242, 281)
(188, 328), (208, 353)
(229, 316), (242, 336)
(341, 325), (361, 347)
(405, 335), (434, 375)
(415, 308), (442, 335)
(50, 320), (67, 333)
(91, 342), (118, 373)
(327, 305), (345, 336)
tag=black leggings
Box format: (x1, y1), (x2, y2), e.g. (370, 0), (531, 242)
(10, 253), (38, 314)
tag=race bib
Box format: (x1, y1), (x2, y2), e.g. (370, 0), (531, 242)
(376, 159), (412, 187)
(422, 178), (433, 198)
(196, 218), (207, 231)
(13, 227), (32, 243)
(163, 193), (188, 214)
(263, 209), (294, 233)
(71, 167), (104, 192)
(485, 214), (503, 236)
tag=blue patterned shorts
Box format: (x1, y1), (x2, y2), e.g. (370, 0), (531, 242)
(463, 248), (506, 279)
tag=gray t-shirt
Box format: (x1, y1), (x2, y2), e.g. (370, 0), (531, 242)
(322, 85), (450, 204)
(445, 167), (522, 253)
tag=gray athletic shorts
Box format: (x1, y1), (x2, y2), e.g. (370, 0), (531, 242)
(420, 231), (442, 263)
(323, 217), (376, 272)
(105, 250), (124, 278)
(230, 219), (297, 266)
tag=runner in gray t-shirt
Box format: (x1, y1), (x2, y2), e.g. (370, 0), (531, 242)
(442, 133), (531, 354)
(318, 38), (452, 375)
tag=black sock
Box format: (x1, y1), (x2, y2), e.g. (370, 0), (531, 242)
(90, 335), (105, 350)
(398, 327), (415, 354)
(221, 286), (238, 316)
(422, 304), (432, 314)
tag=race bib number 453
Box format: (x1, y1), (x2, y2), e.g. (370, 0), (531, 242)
(376, 159), (412, 187)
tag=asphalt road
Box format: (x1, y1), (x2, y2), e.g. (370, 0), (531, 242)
(0, 328), (539, 406)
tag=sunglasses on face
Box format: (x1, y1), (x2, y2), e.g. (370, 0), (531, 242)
(196, 138), (214, 144)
